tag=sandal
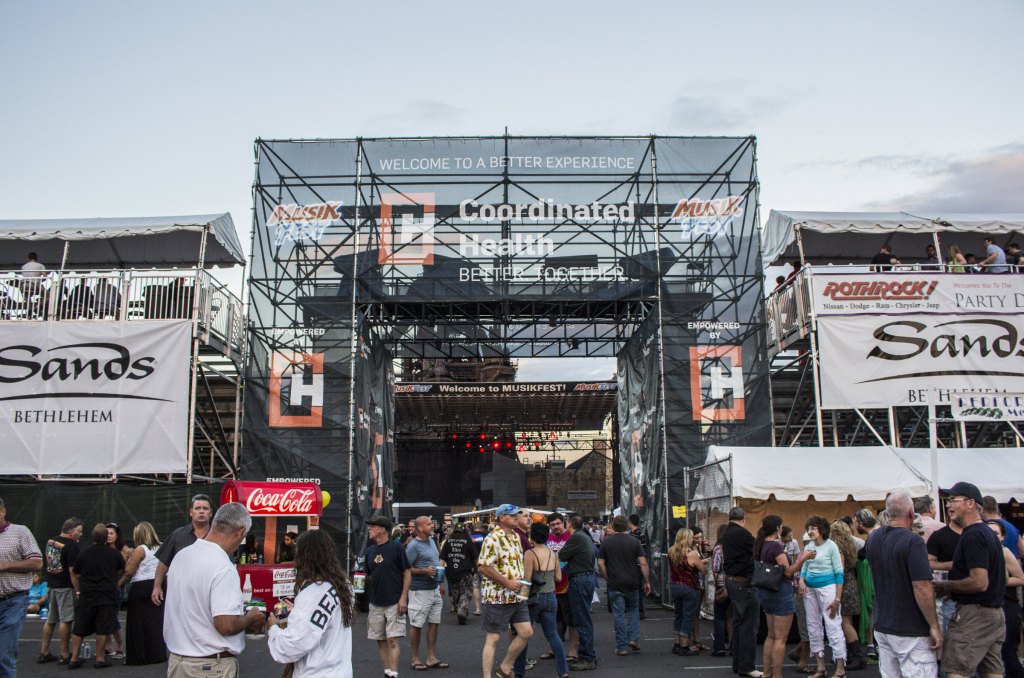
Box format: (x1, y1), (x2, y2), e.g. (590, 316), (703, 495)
(540, 653), (555, 660)
(426, 662), (450, 669)
(412, 663), (428, 671)
(494, 667), (513, 678)
(797, 668), (818, 675)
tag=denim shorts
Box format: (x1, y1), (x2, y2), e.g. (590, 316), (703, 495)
(758, 581), (796, 616)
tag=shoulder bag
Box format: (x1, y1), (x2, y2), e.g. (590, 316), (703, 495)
(751, 558), (785, 592)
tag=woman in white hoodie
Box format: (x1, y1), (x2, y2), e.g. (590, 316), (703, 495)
(267, 530), (355, 678)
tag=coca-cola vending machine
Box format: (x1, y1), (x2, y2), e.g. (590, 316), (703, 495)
(221, 481), (324, 610)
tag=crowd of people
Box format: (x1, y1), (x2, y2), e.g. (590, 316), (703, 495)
(3, 485), (1024, 678)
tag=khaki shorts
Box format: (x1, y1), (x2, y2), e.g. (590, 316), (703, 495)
(368, 603), (406, 640)
(942, 603), (1005, 676)
(46, 588), (76, 625)
(408, 589), (442, 627)
(168, 653), (238, 678)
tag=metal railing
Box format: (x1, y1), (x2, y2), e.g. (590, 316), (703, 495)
(0, 269), (245, 358)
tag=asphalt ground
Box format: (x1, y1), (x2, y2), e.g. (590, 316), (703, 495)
(14, 596), (884, 678)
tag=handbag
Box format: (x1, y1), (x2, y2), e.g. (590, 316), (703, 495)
(751, 560), (785, 592)
(714, 585), (729, 603)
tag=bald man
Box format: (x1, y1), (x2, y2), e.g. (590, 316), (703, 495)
(406, 516), (448, 669)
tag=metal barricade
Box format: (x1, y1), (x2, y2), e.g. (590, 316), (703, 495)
(685, 455), (733, 546)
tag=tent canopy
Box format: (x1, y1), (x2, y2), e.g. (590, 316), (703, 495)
(762, 210), (1024, 268)
(703, 445), (1024, 503)
(0, 214), (245, 269)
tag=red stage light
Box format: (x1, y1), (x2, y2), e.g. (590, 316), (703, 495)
(452, 434), (457, 439)
(466, 443), (470, 448)
(522, 433), (527, 438)
(506, 442), (512, 447)
(479, 447), (484, 452)
(493, 441), (499, 449)
(480, 433), (486, 440)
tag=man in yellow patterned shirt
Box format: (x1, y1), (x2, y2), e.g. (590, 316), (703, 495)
(477, 505), (534, 678)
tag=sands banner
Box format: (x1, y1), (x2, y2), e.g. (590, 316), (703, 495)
(0, 320), (191, 474)
(817, 314), (1024, 408)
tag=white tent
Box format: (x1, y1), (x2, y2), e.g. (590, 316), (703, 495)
(0, 214), (245, 269)
(699, 445), (1024, 503)
(762, 210), (1024, 268)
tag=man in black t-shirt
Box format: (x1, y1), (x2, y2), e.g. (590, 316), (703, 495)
(866, 492), (941, 676)
(927, 520), (961, 632)
(628, 514), (648, 618)
(933, 482), (1006, 678)
(721, 507), (759, 677)
(439, 525), (479, 623)
(597, 516), (650, 654)
(67, 524), (125, 669)
(870, 245), (900, 272)
(364, 515), (411, 678)
(39, 517), (83, 664)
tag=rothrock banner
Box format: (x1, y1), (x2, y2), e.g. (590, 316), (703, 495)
(0, 321), (191, 474)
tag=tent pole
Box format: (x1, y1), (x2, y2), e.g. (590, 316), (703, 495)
(808, 330), (825, 448)
(795, 226), (806, 266)
(186, 225), (210, 484)
(888, 407), (897, 446)
(346, 141), (364, 575)
(933, 232), (943, 266)
(928, 388), (940, 510)
(60, 241), (69, 273)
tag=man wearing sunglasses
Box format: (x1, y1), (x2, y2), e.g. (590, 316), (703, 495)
(932, 482), (1006, 678)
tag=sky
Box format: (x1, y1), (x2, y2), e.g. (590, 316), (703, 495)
(3, 1), (1022, 381)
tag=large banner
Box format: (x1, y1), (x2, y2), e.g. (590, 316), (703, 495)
(812, 272), (1024, 316)
(0, 321), (191, 474)
(817, 314), (1024, 408)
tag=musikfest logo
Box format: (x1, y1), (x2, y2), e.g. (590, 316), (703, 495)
(671, 196), (746, 239)
(267, 201), (344, 247)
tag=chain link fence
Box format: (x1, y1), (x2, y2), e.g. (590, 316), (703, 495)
(685, 455), (733, 545)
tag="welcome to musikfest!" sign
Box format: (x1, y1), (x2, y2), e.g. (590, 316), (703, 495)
(811, 273), (1024, 316)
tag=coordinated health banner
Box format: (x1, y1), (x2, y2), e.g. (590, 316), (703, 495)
(817, 314), (1024, 408)
(0, 321), (191, 474)
(812, 273), (1024, 316)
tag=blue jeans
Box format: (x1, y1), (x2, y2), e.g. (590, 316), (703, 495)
(514, 594), (569, 676)
(671, 584), (700, 636)
(567, 575), (596, 662)
(713, 592), (730, 653)
(0, 592), (29, 678)
(608, 589), (639, 651)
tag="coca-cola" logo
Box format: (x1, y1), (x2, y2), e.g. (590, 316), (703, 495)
(245, 488), (316, 515)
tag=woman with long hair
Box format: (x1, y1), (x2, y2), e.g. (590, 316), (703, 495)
(947, 244), (967, 273)
(519, 522), (569, 678)
(755, 516), (816, 678)
(668, 528), (707, 656)
(828, 521), (866, 670)
(104, 523), (131, 659)
(711, 523), (731, 656)
(986, 520), (1024, 678)
(268, 530), (355, 677)
(120, 522), (165, 665)
(799, 516), (846, 678)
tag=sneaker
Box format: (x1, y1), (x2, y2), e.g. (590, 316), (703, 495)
(38, 653), (60, 664)
(866, 645), (878, 660)
(569, 661), (596, 671)
(615, 650), (628, 656)
(680, 646), (698, 656)
(457, 612), (467, 625)
(628, 642), (641, 652)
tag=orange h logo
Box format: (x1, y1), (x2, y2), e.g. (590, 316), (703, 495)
(269, 352), (324, 428)
(690, 346), (746, 422)
(378, 192), (435, 265)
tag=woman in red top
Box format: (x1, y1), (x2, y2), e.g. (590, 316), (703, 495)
(669, 529), (707, 656)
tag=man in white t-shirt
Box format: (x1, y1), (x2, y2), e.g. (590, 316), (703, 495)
(981, 237), (1008, 273)
(20, 252), (46, 278)
(164, 503), (265, 678)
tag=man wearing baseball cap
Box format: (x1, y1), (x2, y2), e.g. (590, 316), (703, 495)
(365, 515), (411, 678)
(478, 504), (533, 678)
(932, 482), (1006, 678)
